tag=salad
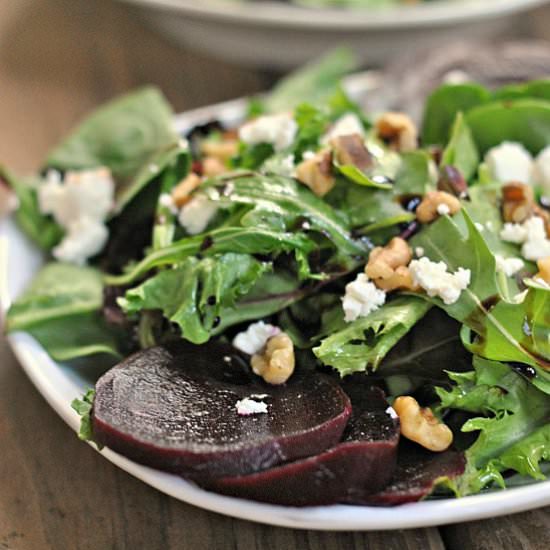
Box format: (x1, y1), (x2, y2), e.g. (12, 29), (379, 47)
(3, 50), (550, 507)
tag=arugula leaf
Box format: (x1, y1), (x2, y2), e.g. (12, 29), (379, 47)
(313, 296), (431, 376)
(437, 357), (550, 494)
(1, 167), (63, 250)
(392, 150), (437, 196)
(45, 87), (180, 210)
(440, 112), (479, 181)
(120, 253), (271, 344)
(71, 389), (100, 444)
(411, 211), (550, 375)
(6, 263), (121, 361)
(261, 48), (357, 114)
(292, 103), (330, 160)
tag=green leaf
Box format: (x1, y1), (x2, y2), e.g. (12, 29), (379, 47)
(466, 99), (550, 155)
(411, 211), (550, 373)
(421, 83), (491, 146)
(313, 296), (431, 376)
(6, 263), (121, 361)
(1, 167), (63, 250)
(120, 253), (271, 344)
(493, 79), (550, 102)
(335, 163), (393, 189)
(392, 150), (437, 196)
(437, 357), (550, 494)
(462, 285), (550, 378)
(45, 86), (180, 210)
(440, 112), (479, 181)
(292, 103), (330, 160)
(71, 389), (100, 444)
(261, 48), (357, 113)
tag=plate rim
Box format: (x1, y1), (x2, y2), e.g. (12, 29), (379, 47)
(117, 0), (550, 29)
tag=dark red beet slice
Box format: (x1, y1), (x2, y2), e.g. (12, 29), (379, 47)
(351, 442), (466, 506)
(92, 342), (351, 479)
(206, 388), (400, 506)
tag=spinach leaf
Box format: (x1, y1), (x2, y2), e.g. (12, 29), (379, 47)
(493, 79), (550, 102)
(466, 99), (550, 155)
(313, 296), (431, 376)
(120, 253), (271, 344)
(440, 112), (479, 181)
(45, 86), (181, 211)
(1, 168), (63, 250)
(421, 83), (490, 146)
(6, 263), (121, 361)
(437, 357), (550, 494)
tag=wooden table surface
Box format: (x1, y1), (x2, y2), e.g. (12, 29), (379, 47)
(1, 1), (550, 548)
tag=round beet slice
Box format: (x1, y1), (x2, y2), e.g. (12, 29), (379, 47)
(92, 342), (351, 479)
(206, 388), (400, 506)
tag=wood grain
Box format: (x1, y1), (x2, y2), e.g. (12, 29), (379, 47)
(0, 1), (549, 549)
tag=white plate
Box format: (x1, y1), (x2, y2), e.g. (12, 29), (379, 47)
(2, 89), (550, 530)
(117, 0), (550, 68)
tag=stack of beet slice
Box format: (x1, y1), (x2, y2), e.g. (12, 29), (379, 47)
(91, 342), (464, 506)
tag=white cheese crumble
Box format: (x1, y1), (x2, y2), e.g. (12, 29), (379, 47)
(385, 406), (398, 420)
(474, 222), (484, 232)
(38, 168), (114, 264)
(500, 216), (550, 261)
(177, 194), (218, 235)
(484, 141), (533, 184)
(436, 203), (451, 216)
(158, 192), (178, 214)
(495, 254), (524, 277)
(235, 398), (268, 416)
(415, 247), (425, 258)
(239, 113), (297, 152)
(533, 145), (550, 196)
(323, 112), (364, 142)
(302, 150), (317, 161)
(409, 257), (471, 305)
(232, 321), (281, 355)
(52, 216), (109, 265)
(342, 273), (386, 322)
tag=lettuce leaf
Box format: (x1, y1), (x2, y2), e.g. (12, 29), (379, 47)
(437, 357), (550, 494)
(6, 263), (121, 361)
(71, 389), (99, 444)
(410, 211), (550, 378)
(313, 296), (431, 376)
(120, 253), (271, 344)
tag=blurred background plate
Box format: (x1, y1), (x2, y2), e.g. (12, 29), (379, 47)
(117, 0), (550, 68)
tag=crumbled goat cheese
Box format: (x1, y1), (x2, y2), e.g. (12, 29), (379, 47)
(52, 217), (109, 265)
(415, 247), (425, 258)
(437, 203), (451, 216)
(409, 257), (471, 305)
(38, 168), (114, 264)
(38, 168), (114, 227)
(323, 112), (364, 142)
(533, 145), (550, 196)
(500, 216), (550, 261)
(500, 222), (528, 243)
(239, 113), (297, 152)
(177, 194), (218, 235)
(232, 321), (281, 355)
(159, 193), (178, 214)
(485, 142), (533, 184)
(235, 398), (268, 416)
(302, 150), (317, 161)
(385, 406), (398, 420)
(474, 222), (485, 232)
(485, 221), (494, 231)
(342, 273), (386, 322)
(495, 255), (524, 277)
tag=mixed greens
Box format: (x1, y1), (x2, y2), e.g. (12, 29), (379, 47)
(4, 50), (550, 502)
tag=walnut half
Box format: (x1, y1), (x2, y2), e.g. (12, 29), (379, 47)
(393, 396), (453, 452)
(250, 333), (295, 385)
